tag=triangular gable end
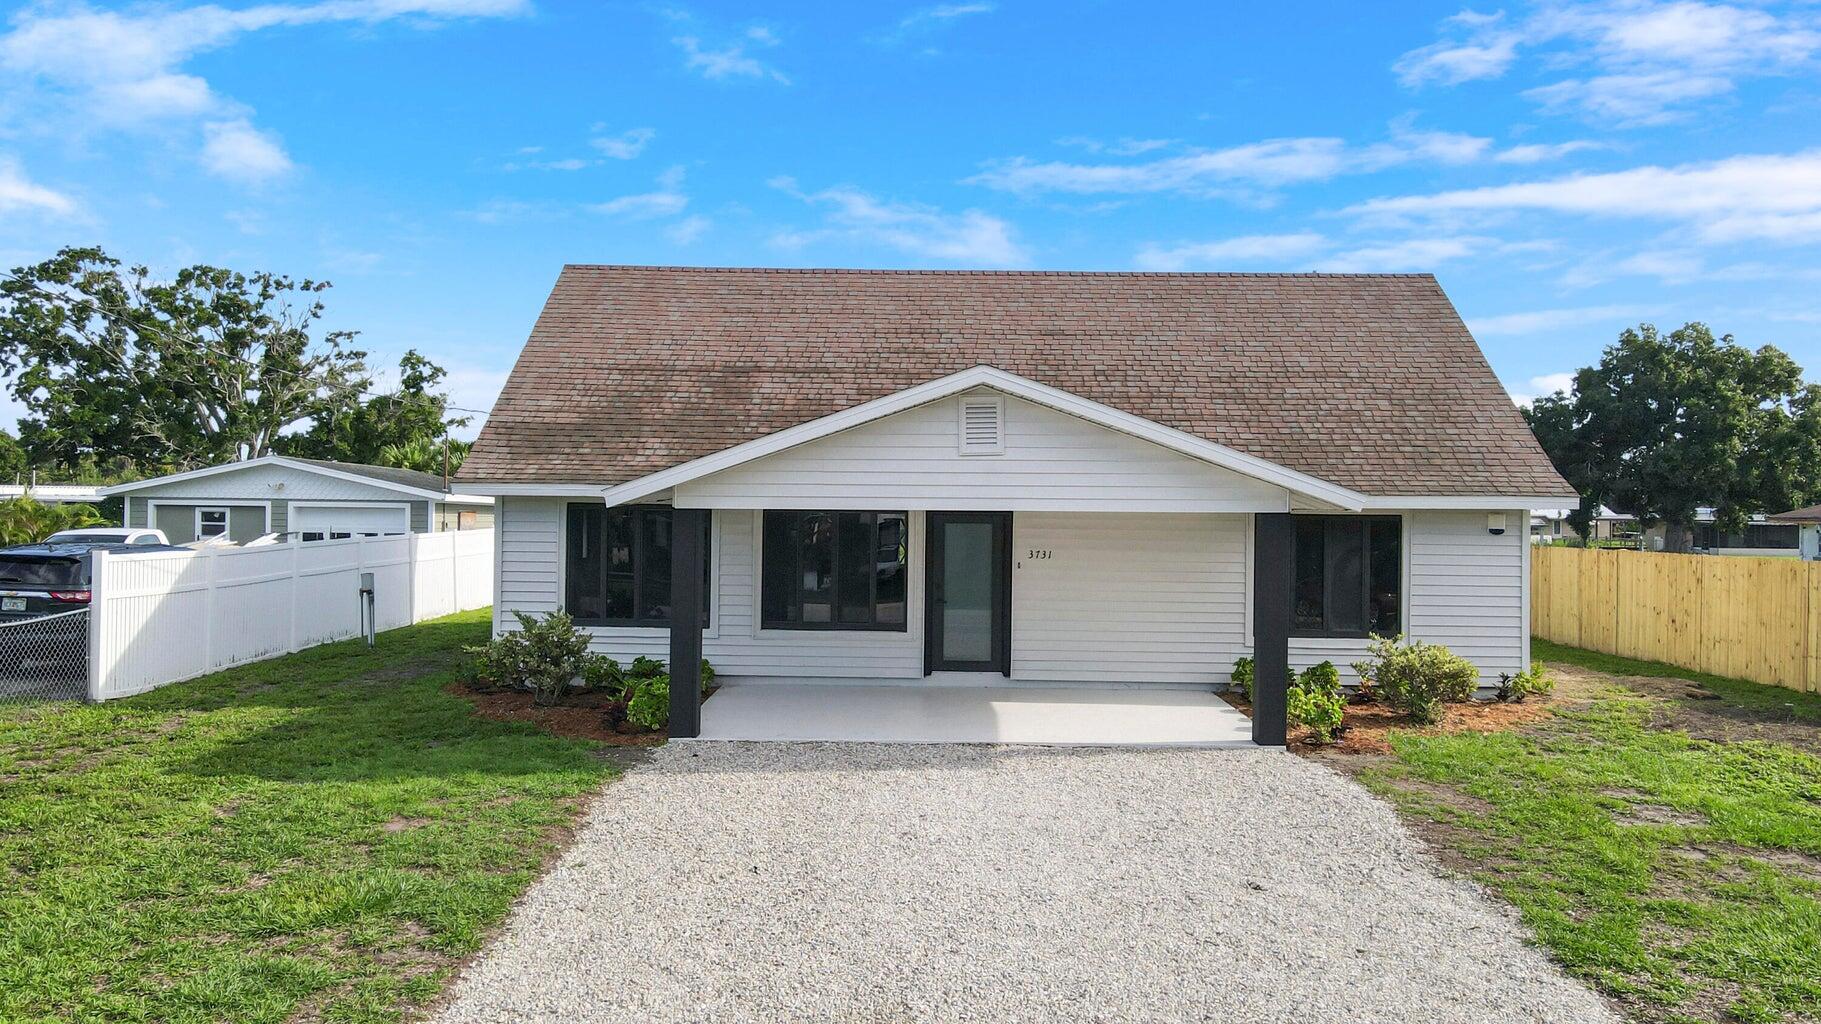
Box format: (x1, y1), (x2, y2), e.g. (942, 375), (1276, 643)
(601, 367), (1364, 512)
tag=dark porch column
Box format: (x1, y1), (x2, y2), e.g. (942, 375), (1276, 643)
(1251, 512), (1292, 746)
(669, 507), (705, 739)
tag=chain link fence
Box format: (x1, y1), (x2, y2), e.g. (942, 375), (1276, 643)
(0, 608), (89, 703)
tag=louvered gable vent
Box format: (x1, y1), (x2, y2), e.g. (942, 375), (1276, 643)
(958, 396), (1005, 456)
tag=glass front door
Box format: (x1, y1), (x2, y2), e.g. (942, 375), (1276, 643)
(926, 512), (1010, 674)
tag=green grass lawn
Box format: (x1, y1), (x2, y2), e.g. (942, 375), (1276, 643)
(1355, 641), (1821, 1024)
(0, 609), (615, 1024)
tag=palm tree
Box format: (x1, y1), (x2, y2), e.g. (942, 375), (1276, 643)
(0, 498), (107, 546)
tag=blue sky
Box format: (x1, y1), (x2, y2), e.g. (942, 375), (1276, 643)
(2, 0), (1819, 437)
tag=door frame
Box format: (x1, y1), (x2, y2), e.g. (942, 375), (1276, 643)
(924, 511), (1012, 676)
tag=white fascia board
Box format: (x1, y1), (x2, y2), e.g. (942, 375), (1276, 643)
(102, 454), (289, 496)
(1357, 495), (1584, 511)
(599, 365), (1369, 511)
(102, 454), (452, 501)
(452, 483), (613, 497)
(440, 493), (497, 505)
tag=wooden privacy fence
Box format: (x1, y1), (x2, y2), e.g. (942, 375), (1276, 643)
(1531, 545), (1820, 692)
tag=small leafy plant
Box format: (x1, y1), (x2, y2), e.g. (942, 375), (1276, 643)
(1497, 664), (1554, 703)
(1287, 660), (1346, 743)
(625, 675), (671, 731)
(1229, 656), (1255, 700)
(1351, 634), (1478, 725)
(467, 610), (594, 706)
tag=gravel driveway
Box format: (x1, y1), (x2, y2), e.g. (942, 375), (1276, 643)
(433, 743), (1616, 1024)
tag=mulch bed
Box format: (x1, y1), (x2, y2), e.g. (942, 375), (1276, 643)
(448, 682), (668, 746)
(1220, 691), (1554, 755)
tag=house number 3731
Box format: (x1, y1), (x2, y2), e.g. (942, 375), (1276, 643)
(1025, 549), (1054, 560)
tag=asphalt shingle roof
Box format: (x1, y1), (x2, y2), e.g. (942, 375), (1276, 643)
(459, 266), (1573, 498)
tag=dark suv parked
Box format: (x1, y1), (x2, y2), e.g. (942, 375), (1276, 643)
(0, 542), (188, 696)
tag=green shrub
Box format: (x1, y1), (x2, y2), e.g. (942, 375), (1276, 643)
(1351, 634), (1478, 725)
(582, 654), (624, 693)
(1230, 656), (1255, 700)
(1287, 681), (1346, 744)
(627, 656), (666, 681)
(1296, 660), (1341, 697)
(1497, 664), (1554, 703)
(626, 675), (670, 731)
(466, 611), (593, 706)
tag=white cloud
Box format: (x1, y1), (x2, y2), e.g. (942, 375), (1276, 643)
(1312, 236), (1486, 273)
(1056, 136), (1177, 157)
(674, 34), (789, 83)
(972, 123), (1500, 199)
(199, 119), (292, 183)
(1494, 140), (1604, 164)
(666, 214), (711, 244)
(0, 0), (526, 181)
(1394, 11), (1522, 85)
(589, 165), (689, 219)
(774, 182), (1026, 266)
(591, 126), (656, 159)
(1397, 1), (1821, 123)
(1348, 150), (1821, 245)
(1524, 72), (1732, 125)
(971, 137), (1352, 196)
(1134, 232), (1328, 271)
(877, 3), (995, 45)
(1467, 305), (1638, 336)
(0, 157), (77, 216)
(1507, 371), (1579, 407)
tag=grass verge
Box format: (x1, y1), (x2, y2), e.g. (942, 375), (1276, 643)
(0, 608), (614, 1024)
(1349, 641), (1821, 1024)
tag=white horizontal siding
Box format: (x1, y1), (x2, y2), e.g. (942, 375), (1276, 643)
(1283, 511), (1527, 687)
(674, 389), (1290, 512)
(1405, 509), (1525, 684)
(127, 463), (415, 502)
(494, 501), (925, 679)
(491, 499), (1529, 690)
(1011, 513), (1247, 685)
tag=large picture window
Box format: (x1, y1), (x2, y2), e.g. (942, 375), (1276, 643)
(1291, 515), (1401, 638)
(761, 510), (908, 630)
(565, 504), (710, 627)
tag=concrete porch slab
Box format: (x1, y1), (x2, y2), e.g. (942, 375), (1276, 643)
(694, 683), (1255, 747)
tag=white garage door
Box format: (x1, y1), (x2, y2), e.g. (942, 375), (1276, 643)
(293, 504), (410, 541)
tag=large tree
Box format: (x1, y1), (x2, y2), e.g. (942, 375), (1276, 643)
(0, 246), (369, 471)
(276, 349), (469, 467)
(1523, 322), (1821, 551)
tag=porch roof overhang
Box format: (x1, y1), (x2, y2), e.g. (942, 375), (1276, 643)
(462, 367), (1578, 511)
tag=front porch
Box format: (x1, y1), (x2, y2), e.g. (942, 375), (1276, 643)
(692, 682), (1256, 747)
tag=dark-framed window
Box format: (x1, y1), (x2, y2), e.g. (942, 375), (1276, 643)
(565, 504), (710, 627)
(1291, 515), (1401, 638)
(761, 510), (908, 630)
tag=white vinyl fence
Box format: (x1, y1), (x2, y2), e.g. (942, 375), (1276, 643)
(87, 529), (494, 701)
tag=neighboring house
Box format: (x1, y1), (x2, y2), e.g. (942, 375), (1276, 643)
(1531, 506), (1637, 544)
(0, 484), (104, 505)
(1643, 508), (1800, 558)
(1768, 505), (1821, 560)
(458, 267), (1575, 743)
(102, 456), (493, 544)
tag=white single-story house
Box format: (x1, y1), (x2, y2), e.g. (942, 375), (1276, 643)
(103, 455), (494, 544)
(0, 483), (104, 505)
(1530, 506), (1637, 544)
(456, 266), (1576, 744)
(1767, 505), (1821, 560)
(1643, 508), (1800, 558)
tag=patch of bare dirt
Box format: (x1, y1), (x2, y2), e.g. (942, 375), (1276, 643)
(447, 683), (667, 746)
(1552, 662), (1821, 753)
